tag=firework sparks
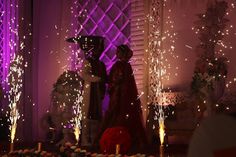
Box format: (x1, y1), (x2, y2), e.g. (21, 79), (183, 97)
(7, 54), (24, 144)
(71, 84), (83, 144)
(148, 0), (177, 147)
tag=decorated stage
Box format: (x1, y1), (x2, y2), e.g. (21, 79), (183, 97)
(0, 142), (188, 157)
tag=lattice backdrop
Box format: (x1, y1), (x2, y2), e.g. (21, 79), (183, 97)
(76, 0), (131, 69)
(0, 0), (4, 83)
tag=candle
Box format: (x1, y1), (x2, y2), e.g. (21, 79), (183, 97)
(37, 142), (42, 152)
(10, 143), (14, 152)
(115, 144), (120, 154)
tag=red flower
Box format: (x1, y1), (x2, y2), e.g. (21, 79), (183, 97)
(99, 126), (131, 154)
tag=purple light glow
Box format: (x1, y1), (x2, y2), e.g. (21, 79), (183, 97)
(74, 0), (131, 112)
(0, 0), (19, 89)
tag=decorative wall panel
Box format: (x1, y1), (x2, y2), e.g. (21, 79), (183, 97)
(130, 0), (145, 93)
(0, 0), (4, 83)
(76, 0), (131, 69)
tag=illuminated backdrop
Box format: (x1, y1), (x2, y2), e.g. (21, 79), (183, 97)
(76, 0), (131, 69)
(0, 0), (18, 87)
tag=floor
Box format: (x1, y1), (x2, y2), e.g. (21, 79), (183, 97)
(0, 141), (188, 156)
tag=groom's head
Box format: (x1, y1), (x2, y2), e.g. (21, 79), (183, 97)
(79, 36), (104, 60)
(66, 35), (105, 60)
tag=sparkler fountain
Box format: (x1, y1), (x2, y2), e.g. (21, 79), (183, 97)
(71, 83), (83, 144)
(148, 0), (167, 156)
(7, 54), (24, 152)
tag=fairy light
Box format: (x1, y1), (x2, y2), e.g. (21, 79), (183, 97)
(7, 54), (24, 144)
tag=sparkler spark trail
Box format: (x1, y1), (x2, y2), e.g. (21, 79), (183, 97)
(71, 85), (83, 144)
(148, 0), (166, 146)
(7, 54), (24, 144)
(148, 0), (177, 146)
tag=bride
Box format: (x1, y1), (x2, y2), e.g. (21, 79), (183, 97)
(99, 45), (147, 151)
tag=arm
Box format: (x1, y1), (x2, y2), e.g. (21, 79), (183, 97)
(79, 60), (101, 82)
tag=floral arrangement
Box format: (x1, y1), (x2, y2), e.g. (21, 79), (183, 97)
(58, 142), (90, 157)
(2, 144), (155, 157)
(99, 127), (131, 154)
(3, 149), (55, 157)
(191, 1), (229, 101)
